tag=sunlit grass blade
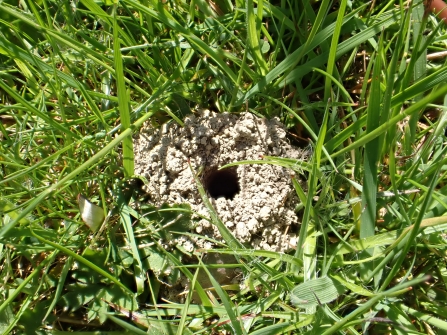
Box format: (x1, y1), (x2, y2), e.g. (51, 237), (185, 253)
(294, 102), (330, 293)
(247, 0), (268, 75)
(119, 201), (145, 295)
(324, 0), (347, 101)
(106, 314), (148, 335)
(0, 79), (76, 138)
(154, 240), (212, 307)
(321, 276), (428, 335)
(407, 2), (427, 151)
(257, 93), (338, 171)
(42, 256), (73, 322)
(360, 33), (384, 242)
(200, 249), (302, 267)
(176, 267), (199, 335)
(0, 106), (157, 238)
(398, 303), (447, 330)
(113, 6), (134, 177)
(379, 149), (445, 290)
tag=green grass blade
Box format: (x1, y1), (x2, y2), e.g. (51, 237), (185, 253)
(256, 93), (338, 171)
(42, 256), (73, 322)
(0, 79), (76, 138)
(360, 34), (384, 242)
(407, 2), (427, 151)
(0, 143), (75, 186)
(106, 314), (148, 335)
(239, 6), (396, 104)
(324, 0), (348, 101)
(380, 151), (445, 290)
(0, 105), (157, 238)
(247, 0), (268, 75)
(113, 6), (134, 177)
(398, 303), (447, 330)
(294, 104), (330, 292)
(321, 276), (428, 334)
(176, 267), (199, 335)
(119, 201), (145, 295)
(201, 249), (302, 267)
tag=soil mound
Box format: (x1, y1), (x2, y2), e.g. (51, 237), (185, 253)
(134, 110), (306, 252)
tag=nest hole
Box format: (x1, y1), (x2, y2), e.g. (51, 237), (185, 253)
(203, 167), (240, 200)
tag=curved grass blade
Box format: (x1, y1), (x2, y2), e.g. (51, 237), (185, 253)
(360, 33), (384, 243)
(188, 162), (244, 251)
(323, 0), (348, 101)
(330, 84), (447, 159)
(238, 5), (392, 104)
(199, 249), (302, 267)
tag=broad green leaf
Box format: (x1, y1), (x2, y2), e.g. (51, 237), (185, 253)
(0, 302), (14, 333)
(290, 276), (341, 309)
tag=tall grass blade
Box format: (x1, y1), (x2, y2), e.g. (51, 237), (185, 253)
(247, 0), (268, 75)
(113, 6), (134, 177)
(360, 35), (384, 240)
(324, 0), (348, 101)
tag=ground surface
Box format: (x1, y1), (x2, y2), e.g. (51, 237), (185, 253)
(2, 1), (447, 334)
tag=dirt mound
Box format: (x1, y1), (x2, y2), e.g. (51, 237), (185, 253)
(134, 110), (306, 252)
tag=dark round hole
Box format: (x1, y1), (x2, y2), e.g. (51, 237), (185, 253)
(204, 168), (240, 200)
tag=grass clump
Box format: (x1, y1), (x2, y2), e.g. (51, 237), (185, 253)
(2, 0), (447, 334)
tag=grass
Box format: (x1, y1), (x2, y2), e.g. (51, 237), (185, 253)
(2, 0), (447, 333)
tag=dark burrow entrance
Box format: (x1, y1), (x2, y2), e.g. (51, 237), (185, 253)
(203, 167), (240, 200)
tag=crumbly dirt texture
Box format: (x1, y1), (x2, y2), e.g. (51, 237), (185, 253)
(134, 110), (306, 252)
